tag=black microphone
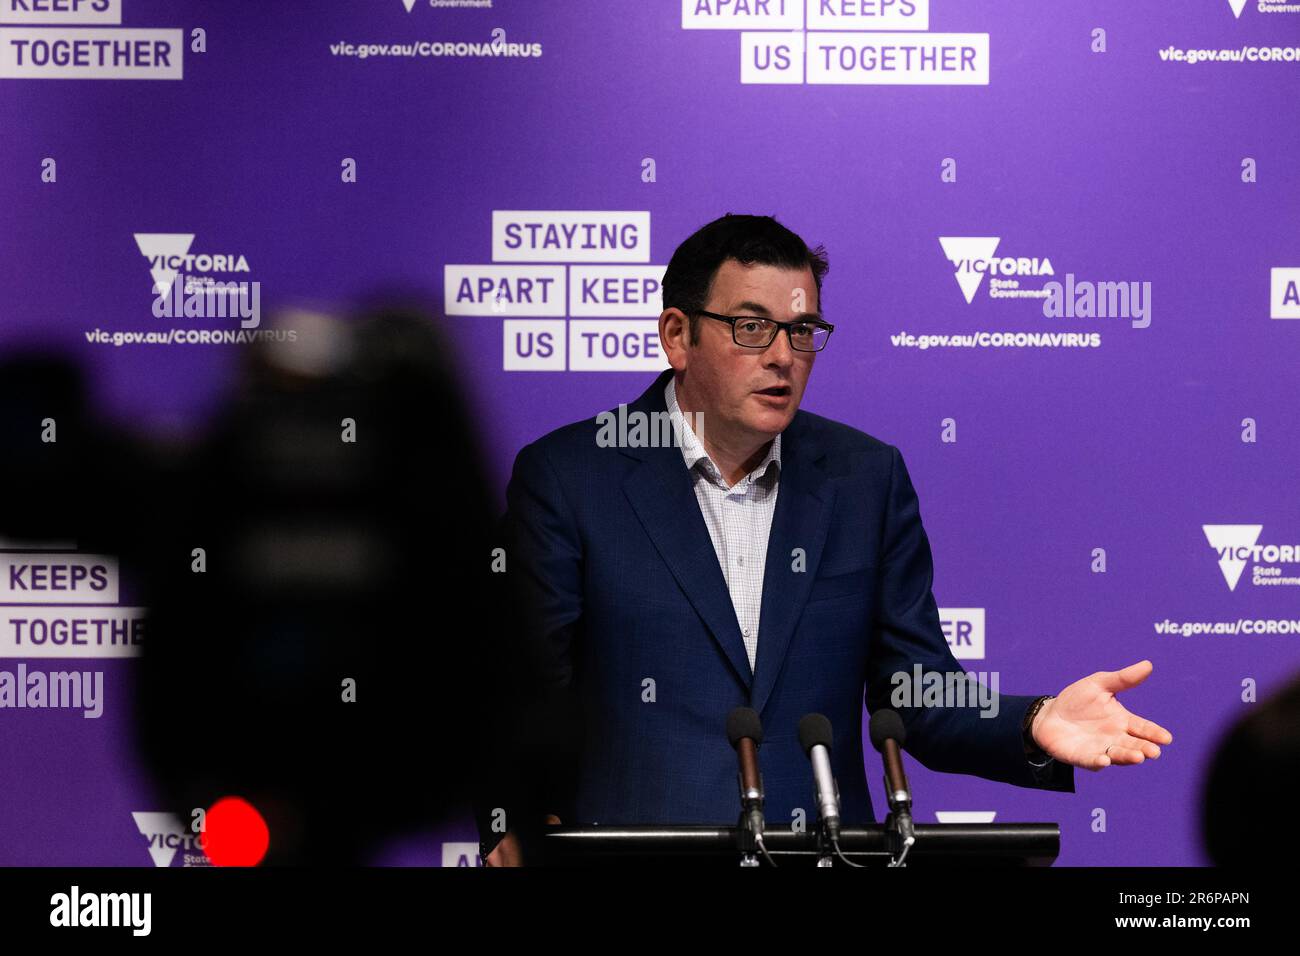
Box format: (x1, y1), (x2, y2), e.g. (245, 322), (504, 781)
(869, 709), (915, 860)
(726, 707), (765, 847)
(869, 709), (910, 808)
(798, 713), (841, 843)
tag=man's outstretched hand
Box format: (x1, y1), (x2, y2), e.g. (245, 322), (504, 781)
(1031, 660), (1173, 771)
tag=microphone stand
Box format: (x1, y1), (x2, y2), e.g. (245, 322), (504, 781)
(735, 775), (764, 868)
(814, 815), (836, 867)
(813, 774), (841, 867)
(736, 810), (760, 867)
(882, 774), (916, 867)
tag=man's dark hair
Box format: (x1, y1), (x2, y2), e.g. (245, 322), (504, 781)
(661, 214), (829, 345)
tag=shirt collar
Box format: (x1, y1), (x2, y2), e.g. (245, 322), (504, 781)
(665, 376), (782, 489)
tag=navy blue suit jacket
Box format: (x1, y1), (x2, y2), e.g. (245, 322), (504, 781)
(494, 367), (1073, 835)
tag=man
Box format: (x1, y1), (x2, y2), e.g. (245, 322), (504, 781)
(481, 214), (1172, 865)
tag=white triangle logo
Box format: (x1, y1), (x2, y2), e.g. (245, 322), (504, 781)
(441, 842), (483, 867)
(935, 811), (997, 823)
(402, 0), (418, 11)
(1202, 524), (1263, 591)
(1228, 0), (1248, 18)
(939, 236), (1000, 304)
(131, 812), (188, 868)
(133, 233), (195, 297)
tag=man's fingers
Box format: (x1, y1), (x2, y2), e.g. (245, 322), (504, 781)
(1095, 659), (1154, 694)
(1086, 752), (1111, 771)
(1104, 743), (1149, 765)
(1118, 733), (1162, 759)
(1083, 731), (1165, 770)
(1127, 714), (1173, 745)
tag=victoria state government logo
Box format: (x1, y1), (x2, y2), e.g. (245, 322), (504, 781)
(131, 812), (211, 867)
(1203, 524), (1300, 591)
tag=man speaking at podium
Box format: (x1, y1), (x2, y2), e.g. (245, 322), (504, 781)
(479, 214), (1172, 866)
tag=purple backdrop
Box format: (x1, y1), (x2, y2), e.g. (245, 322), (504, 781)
(2, 0), (1299, 866)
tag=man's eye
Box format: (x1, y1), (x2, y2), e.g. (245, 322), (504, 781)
(739, 320), (763, 333)
(791, 324), (813, 336)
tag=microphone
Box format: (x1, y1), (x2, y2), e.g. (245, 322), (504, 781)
(726, 707), (766, 850)
(869, 709), (916, 862)
(797, 713), (841, 843)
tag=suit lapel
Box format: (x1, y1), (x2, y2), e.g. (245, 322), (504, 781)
(623, 452), (756, 690)
(617, 370), (836, 704)
(750, 415), (834, 717)
(620, 369), (754, 689)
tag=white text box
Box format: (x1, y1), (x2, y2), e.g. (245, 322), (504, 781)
(806, 32), (988, 85)
(492, 211), (650, 263)
(0, 0), (122, 25)
(503, 319), (566, 371)
(0, 27), (182, 79)
(568, 320), (666, 371)
(0, 554), (118, 603)
(806, 0), (928, 31)
(444, 265), (566, 316)
(0, 607), (146, 658)
(568, 266), (665, 317)
(682, 0), (802, 30)
(741, 31), (805, 84)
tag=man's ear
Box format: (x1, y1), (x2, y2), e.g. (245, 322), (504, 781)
(659, 309), (690, 372)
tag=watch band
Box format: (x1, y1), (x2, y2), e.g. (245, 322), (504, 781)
(1022, 694), (1054, 757)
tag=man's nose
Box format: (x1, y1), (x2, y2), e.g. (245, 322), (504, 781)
(764, 327), (795, 367)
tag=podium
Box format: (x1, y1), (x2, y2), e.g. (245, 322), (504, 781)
(541, 822), (1060, 867)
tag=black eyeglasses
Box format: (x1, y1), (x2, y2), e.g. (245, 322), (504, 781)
(694, 310), (834, 352)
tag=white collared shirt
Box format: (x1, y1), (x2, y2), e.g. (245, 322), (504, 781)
(665, 377), (782, 672)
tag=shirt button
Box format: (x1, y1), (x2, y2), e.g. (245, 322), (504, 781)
(737, 556), (745, 566)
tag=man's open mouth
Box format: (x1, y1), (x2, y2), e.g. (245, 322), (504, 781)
(756, 386), (791, 396)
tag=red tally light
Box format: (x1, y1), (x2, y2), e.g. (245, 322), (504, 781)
(203, 796), (269, 867)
